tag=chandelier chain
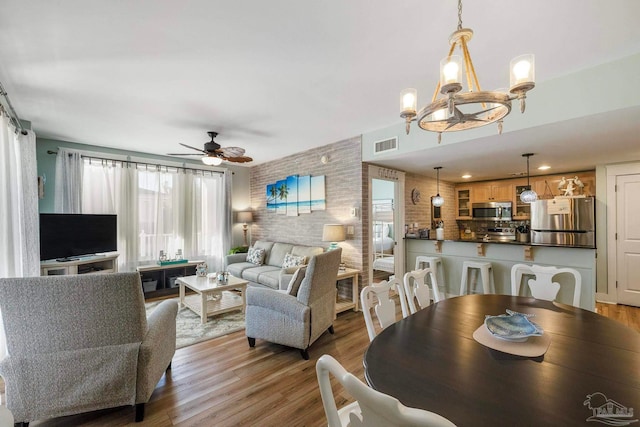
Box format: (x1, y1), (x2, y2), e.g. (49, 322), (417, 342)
(457, 0), (463, 30)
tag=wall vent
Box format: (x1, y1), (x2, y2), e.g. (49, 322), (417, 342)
(373, 137), (398, 155)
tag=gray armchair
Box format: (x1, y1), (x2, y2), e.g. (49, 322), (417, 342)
(245, 249), (342, 360)
(0, 272), (178, 425)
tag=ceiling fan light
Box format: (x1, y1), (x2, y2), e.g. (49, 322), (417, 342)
(202, 156), (222, 166)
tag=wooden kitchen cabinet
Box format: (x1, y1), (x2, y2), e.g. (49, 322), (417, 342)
(514, 185), (532, 219)
(456, 187), (472, 219)
(454, 171), (596, 220)
(472, 182), (513, 203)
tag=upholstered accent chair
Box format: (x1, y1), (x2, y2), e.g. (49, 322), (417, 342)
(0, 272), (178, 425)
(245, 248), (342, 360)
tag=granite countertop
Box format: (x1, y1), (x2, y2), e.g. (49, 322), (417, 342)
(404, 236), (595, 249)
(404, 236), (528, 244)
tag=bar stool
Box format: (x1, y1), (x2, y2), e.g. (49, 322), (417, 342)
(415, 256), (445, 301)
(459, 261), (495, 295)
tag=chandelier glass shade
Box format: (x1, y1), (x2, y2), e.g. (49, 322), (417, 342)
(399, 0), (535, 142)
(432, 166), (444, 207)
(520, 153), (538, 203)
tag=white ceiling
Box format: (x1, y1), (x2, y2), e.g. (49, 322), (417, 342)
(1, 1), (640, 181)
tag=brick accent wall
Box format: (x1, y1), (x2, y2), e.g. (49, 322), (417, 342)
(405, 172), (457, 240)
(249, 137), (364, 300)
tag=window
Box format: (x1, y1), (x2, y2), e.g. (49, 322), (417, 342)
(77, 157), (228, 271)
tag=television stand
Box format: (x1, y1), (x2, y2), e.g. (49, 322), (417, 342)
(40, 254), (119, 276)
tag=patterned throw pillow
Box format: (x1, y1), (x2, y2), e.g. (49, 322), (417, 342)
(246, 247), (265, 265)
(282, 253), (305, 269)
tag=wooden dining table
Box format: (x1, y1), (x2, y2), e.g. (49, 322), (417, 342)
(363, 294), (640, 426)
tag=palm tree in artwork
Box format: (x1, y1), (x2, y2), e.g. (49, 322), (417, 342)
(268, 185), (277, 204)
(277, 183), (289, 201)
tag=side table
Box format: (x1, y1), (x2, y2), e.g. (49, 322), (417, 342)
(336, 268), (361, 314)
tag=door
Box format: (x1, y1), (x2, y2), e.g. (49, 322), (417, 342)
(616, 173), (640, 306)
(368, 165), (405, 284)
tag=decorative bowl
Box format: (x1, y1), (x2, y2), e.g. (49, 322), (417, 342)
(484, 309), (543, 342)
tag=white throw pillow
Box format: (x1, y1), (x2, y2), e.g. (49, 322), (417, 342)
(246, 247), (265, 265)
(282, 253), (305, 269)
(286, 267), (307, 296)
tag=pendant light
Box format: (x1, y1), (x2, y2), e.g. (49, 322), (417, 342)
(432, 167), (444, 207)
(520, 153), (538, 203)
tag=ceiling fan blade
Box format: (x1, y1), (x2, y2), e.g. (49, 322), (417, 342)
(216, 146), (246, 157)
(179, 142), (207, 154)
(223, 155), (253, 163)
(167, 152), (204, 156)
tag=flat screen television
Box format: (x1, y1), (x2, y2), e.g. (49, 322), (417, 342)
(39, 214), (118, 261)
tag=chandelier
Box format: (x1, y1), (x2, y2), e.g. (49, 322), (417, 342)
(399, 0), (535, 143)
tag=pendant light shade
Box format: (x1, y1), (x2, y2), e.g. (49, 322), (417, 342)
(432, 167), (444, 207)
(520, 153), (538, 203)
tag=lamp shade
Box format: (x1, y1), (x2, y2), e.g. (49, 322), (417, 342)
(237, 211), (253, 224)
(322, 224), (346, 243)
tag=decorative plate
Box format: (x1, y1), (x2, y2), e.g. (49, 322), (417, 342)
(411, 188), (421, 205)
(484, 309), (543, 342)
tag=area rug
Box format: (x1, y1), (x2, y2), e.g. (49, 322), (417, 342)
(145, 298), (245, 349)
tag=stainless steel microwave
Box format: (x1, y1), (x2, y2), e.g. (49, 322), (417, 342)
(472, 202), (513, 221)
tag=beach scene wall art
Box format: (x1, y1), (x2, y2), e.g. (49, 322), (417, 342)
(266, 175), (325, 215)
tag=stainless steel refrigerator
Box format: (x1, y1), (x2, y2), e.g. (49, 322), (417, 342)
(530, 197), (595, 248)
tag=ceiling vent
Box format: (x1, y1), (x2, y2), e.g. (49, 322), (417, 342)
(373, 137), (398, 155)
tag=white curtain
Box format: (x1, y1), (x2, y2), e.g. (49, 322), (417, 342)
(183, 170), (228, 272)
(54, 148), (83, 213)
(0, 112), (39, 357)
(76, 157), (229, 272)
(0, 115), (39, 278)
(81, 159), (139, 271)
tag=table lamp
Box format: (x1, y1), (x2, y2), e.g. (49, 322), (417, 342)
(322, 224), (346, 251)
(237, 211), (253, 246)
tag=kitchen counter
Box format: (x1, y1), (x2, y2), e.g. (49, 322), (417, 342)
(405, 238), (596, 310)
(404, 236), (595, 249)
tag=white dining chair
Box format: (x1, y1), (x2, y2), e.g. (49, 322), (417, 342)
(316, 354), (456, 427)
(510, 263), (582, 307)
(360, 278), (409, 342)
(403, 268), (439, 314)
(511, 263), (535, 296)
(414, 256), (446, 301)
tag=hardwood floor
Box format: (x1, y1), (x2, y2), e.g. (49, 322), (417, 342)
(595, 301), (640, 332)
(3, 301), (639, 426)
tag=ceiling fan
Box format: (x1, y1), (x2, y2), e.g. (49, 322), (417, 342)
(168, 131), (253, 166)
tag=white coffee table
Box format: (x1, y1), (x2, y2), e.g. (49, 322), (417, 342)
(177, 275), (249, 324)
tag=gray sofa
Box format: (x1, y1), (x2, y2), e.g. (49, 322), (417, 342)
(226, 240), (324, 290)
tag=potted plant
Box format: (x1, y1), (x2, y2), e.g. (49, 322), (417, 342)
(229, 246), (249, 254)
